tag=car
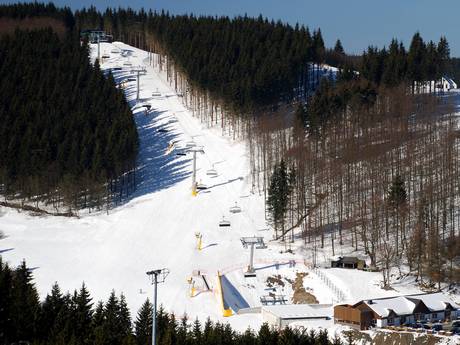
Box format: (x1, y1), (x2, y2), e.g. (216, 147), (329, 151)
(431, 323), (443, 332)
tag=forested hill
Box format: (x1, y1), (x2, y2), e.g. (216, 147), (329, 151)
(0, 2), (75, 36)
(75, 9), (329, 112)
(0, 27), (138, 211)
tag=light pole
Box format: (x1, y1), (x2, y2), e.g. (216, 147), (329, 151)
(146, 268), (169, 345)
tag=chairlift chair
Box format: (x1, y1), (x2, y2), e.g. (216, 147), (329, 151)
(185, 141), (196, 148)
(219, 216), (231, 227)
(229, 202), (242, 214)
(206, 165), (218, 177)
(196, 183), (208, 191)
(152, 88), (162, 97)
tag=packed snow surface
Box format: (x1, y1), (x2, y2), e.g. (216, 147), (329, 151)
(0, 42), (459, 334)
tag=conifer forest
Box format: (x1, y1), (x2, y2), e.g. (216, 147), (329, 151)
(0, 3), (459, 343)
(0, 5), (138, 213)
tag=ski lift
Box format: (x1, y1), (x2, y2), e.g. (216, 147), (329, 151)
(229, 202), (242, 214)
(196, 181), (208, 190)
(185, 141), (196, 148)
(102, 54), (110, 59)
(152, 88), (162, 97)
(219, 216), (231, 227)
(206, 165), (218, 177)
(175, 145), (186, 156)
(127, 77), (136, 82)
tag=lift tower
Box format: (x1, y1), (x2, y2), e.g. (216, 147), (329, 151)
(187, 147), (204, 196)
(131, 66), (147, 100)
(240, 237), (265, 277)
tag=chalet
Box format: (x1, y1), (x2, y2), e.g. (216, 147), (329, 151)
(331, 256), (366, 269)
(334, 292), (460, 330)
(437, 76), (457, 91)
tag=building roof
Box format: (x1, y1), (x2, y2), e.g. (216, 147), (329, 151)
(356, 292), (460, 318)
(262, 304), (332, 319)
(331, 256), (363, 264)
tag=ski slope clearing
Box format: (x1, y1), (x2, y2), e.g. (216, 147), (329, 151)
(0, 41), (299, 329)
(0, 41), (458, 335)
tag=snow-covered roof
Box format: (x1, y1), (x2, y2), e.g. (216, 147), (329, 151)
(408, 292), (460, 312)
(443, 76), (457, 88)
(364, 296), (415, 317)
(262, 304), (332, 319)
(359, 292), (460, 317)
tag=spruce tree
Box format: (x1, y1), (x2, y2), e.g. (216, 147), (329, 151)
(135, 299), (153, 345)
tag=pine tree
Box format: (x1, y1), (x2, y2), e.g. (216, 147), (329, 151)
(73, 282), (94, 344)
(10, 260), (40, 343)
(334, 39), (344, 55)
(135, 299), (153, 345)
(0, 258), (14, 344)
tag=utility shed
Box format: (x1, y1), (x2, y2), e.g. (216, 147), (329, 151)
(331, 256), (366, 269)
(261, 304), (332, 329)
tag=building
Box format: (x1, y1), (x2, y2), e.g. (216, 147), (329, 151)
(334, 292), (460, 330)
(437, 77), (457, 91)
(261, 304), (332, 329)
(331, 256), (366, 269)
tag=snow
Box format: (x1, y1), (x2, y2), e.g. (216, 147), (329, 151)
(262, 304), (332, 319)
(0, 41), (459, 338)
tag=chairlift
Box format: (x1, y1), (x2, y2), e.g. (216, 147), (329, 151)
(229, 202), (242, 214)
(102, 54), (110, 59)
(219, 216), (231, 227)
(152, 88), (162, 97)
(127, 78), (136, 82)
(196, 183), (208, 190)
(206, 165), (218, 177)
(185, 141), (196, 148)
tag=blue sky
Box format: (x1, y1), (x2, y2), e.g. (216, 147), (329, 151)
(3, 0), (460, 56)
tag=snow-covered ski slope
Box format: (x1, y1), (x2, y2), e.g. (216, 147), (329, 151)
(0, 41), (302, 329)
(1, 41), (459, 333)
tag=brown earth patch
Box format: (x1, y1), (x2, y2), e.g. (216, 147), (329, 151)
(266, 275), (285, 288)
(292, 272), (318, 304)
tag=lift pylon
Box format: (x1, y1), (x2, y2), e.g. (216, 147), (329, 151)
(240, 236), (265, 277)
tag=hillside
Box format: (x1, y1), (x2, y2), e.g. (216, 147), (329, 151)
(1, 42), (459, 338)
(0, 29), (138, 211)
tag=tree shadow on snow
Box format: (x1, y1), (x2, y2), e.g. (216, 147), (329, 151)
(106, 69), (192, 207)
